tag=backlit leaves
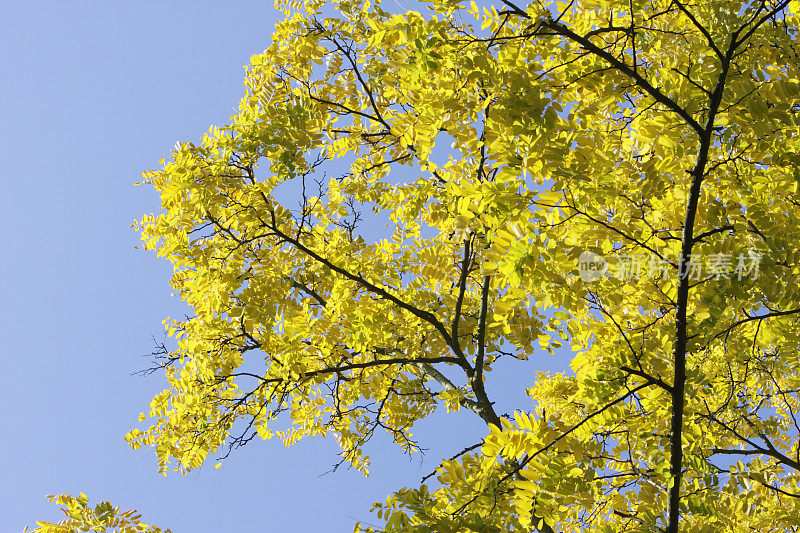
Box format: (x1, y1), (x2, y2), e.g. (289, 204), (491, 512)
(34, 0), (800, 531)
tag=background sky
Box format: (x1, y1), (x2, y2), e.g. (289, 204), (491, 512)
(1, 2), (562, 531)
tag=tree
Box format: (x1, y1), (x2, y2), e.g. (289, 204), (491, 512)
(32, 0), (800, 531)
(26, 494), (169, 533)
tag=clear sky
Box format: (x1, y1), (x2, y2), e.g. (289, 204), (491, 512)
(1, 2), (561, 531)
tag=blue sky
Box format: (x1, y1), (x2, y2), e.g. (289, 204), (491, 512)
(1, 2), (562, 531)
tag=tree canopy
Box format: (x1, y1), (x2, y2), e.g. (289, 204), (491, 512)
(31, 0), (800, 531)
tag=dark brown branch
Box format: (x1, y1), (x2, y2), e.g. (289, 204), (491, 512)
(220, 355), (465, 385)
(664, 19), (741, 532)
(420, 441), (484, 484)
(673, 0), (723, 60)
(713, 308), (800, 343)
(475, 275), (491, 386)
(620, 366), (672, 393)
(539, 20), (704, 135)
(265, 220), (474, 374)
(710, 447), (800, 471)
(290, 278), (327, 306)
(451, 237), (473, 348)
(453, 383), (651, 523)
(692, 225), (734, 244)
(733, 1), (792, 49)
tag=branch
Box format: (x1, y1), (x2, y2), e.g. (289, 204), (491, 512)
(692, 225), (734, 244)
(620, 366), (673, 393)
(265, 220), (473, 374)
(222, 355), (465, 385)
(539, 20), (704, 135)
(733, 1), (792, 49)
(290, 278), (327, 306)
(455, 383), (651, 529)
(672, 0), (723, 60)
(451, 237), (473, 348)
(710, 441), (800, 472)
(713, 308), (800, 343)
(421, 441), (484, 483)
(663, 19), (742, 531)
(475, 275), (491, 386)
(417, 362), (482, 416)
(564, 201), (675, 265)
(518, 383), (650, 470)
